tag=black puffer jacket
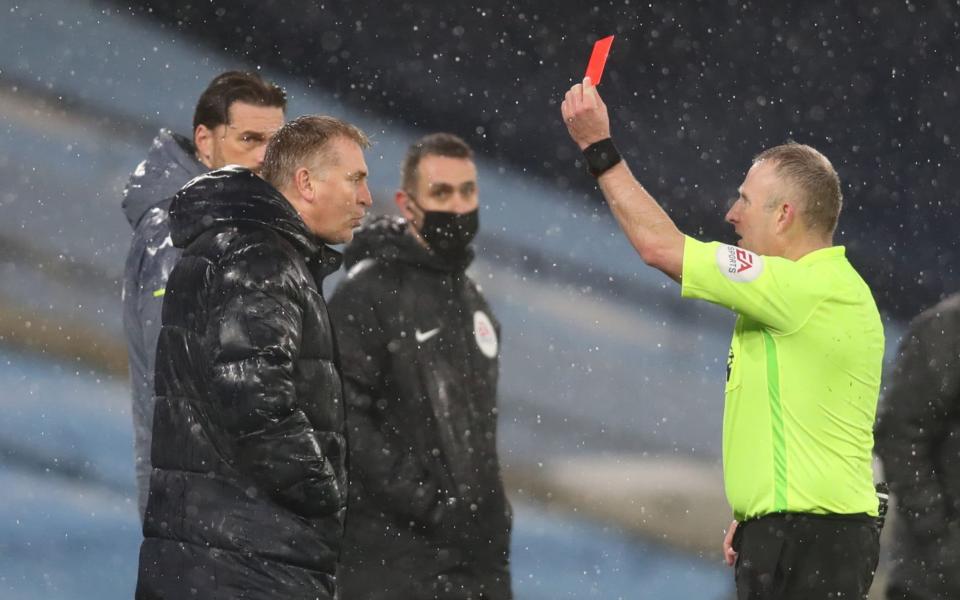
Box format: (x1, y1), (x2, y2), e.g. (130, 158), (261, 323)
(136, 166), (347, 600)
(876, 293), (960, 600)
(329, 216), (512, 600)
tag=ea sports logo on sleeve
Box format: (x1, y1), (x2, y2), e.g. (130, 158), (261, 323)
(716, 244), (764, 283)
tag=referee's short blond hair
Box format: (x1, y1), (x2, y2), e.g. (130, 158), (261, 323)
(754, 142), (842, 236)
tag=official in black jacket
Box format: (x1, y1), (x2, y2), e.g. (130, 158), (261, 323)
(136, 116), (372, 600)
(876, 293), (960, 600)
(330, 133), (512, 600)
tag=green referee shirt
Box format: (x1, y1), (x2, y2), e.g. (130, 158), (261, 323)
(681, 236), (884, 521)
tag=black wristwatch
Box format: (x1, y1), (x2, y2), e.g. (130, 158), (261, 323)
(582, 138), (622, 178)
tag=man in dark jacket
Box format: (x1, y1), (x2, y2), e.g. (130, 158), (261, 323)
(329, 133), (512, 599)
(136, 115), (372, 600)
(121, 70), (286, 520)
(876, 294), (960, 600)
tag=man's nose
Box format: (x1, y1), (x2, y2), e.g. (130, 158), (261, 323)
(358, 182), (373, 206)
(725, 202), (739, 225)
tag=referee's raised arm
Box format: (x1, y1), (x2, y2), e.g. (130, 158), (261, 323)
(561, 77), (684, 282)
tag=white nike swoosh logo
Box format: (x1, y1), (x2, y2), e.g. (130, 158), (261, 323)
(415, 327), (441, 343)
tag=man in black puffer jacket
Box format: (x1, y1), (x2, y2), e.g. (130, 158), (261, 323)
(876, 293), (960, 600)
(136, 116), (372, 600)
(329, 133), (512, 599)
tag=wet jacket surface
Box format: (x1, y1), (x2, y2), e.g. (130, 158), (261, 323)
(135, 167), (347, 600)
(329, 216), (512, 600)
(121, 129), (207, 520)
(876, 293), (960, 600)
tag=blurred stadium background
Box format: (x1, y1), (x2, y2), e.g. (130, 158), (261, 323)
(4, 0), (954, 598)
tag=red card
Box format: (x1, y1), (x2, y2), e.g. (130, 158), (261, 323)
(584, 35), (615, 85)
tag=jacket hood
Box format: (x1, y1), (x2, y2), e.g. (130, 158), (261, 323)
(169, 166), (323, 259)
(343, 215), (474, 273)
(122, 129), (207, 228)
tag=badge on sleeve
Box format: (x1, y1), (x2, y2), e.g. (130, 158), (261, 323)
(716, 244), (764, 282)
(473, 311), (498, 358)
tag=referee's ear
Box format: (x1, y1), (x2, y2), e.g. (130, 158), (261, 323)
(775, 200), (799, 234)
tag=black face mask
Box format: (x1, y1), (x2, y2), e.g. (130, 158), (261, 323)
(418, 208), (479, 260)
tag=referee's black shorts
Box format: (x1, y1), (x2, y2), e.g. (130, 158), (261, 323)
(732, 512), (880, 600)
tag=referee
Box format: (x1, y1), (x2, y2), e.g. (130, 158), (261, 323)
(560, 79), (884, 599)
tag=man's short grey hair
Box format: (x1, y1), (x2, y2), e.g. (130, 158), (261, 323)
(262, 115), (370, 190)
(754, 142), (843, 236)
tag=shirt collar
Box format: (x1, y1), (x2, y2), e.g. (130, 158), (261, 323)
(797, 245), (845, 265)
